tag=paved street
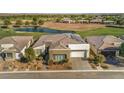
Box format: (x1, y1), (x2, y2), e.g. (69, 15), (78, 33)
(107, 63), (124, 70)
(71, 58), (93, 70)
(1, 71), (124, 79)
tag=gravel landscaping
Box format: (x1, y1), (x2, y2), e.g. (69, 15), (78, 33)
(0, 60), (43, 71)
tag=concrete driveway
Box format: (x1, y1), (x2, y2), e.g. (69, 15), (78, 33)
(71, 58), (93, 70)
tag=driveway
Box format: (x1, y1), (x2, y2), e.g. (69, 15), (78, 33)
(71, 58), (93, 70)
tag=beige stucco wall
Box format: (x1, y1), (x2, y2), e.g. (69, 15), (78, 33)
(33, 45), (46, 56)
(49, 49), (71, 61)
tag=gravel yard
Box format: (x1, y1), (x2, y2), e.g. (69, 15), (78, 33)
(0, 60), (43, 71)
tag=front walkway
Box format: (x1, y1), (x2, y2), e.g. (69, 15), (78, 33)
(71, 58), (93, 70)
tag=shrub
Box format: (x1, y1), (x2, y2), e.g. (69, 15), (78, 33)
(4, 19), (12, 25)
(16, 20), (23, 26)
(25, 47), (36, 62)
(36, 56), (43, 61)
(64, 62), (72, 70)
(20, 56), (29, 63)
(93, 56), (99, 65)
(93, 54), (106, 64)
(25, 21), (30, 26)
(90, 63), (97, 69)
(38, 20), (44, 25)
(58, 59), (69, 64)
(48, 59), (54, 65)
(63, 59), (69, 63)
(119, 43), (124, 57)
(101, 63), (109, 69)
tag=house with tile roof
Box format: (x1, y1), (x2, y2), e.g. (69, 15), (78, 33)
(85, 35), (124, 56)
(33, 34), (90, 62)
(90, 18), (103, 24)
(0, 36), (33, 61)
(61, 18), (75, 24)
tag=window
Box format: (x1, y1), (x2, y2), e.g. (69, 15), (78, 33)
(54, 54), (66, 61)
(6, 53), (13, 58)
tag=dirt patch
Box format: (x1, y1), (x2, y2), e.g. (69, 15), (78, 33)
(47, 62), (72, 70)
(0, 60), (43, 71)
(43, 22), (105, 31)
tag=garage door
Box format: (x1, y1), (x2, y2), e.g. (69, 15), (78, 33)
(70, 51), (85, 58)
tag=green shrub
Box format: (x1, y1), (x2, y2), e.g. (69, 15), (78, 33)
(20, 56), (29, 63)
(25, 47), (36, 62)
(119, 43), (124, 57)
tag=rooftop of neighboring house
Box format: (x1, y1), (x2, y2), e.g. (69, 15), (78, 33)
(33, 33), (86, 49)
(90, 18), (103, 22)
(62, 18), (75, 22)
(0, 36), (33, 52)
(86, 35), (124, 50)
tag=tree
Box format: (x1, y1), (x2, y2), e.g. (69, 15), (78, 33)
(56, 18), (61, 22)
(119, 43), (124, 57)
(25, 21), (30, 26)
(4, 19), (12, 25)
(38, 19), (44, 25)
(25, 47), (35, 62)
(33, 17), (38, 22)
(31, 18), (38, 25)
(15, 20), (23, 26)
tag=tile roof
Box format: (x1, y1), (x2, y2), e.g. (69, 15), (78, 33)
(0, 36), (33, 52)
(86, 35), (124, 50)
(33, 34), (85, 49)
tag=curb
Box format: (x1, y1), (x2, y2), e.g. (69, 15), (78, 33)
(1, 70), (124, 74)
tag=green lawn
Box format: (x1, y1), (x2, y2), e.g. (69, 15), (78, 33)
(0, 28), (46, 40)
(76, 27), (124, 38)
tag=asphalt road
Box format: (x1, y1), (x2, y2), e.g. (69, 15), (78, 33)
(1, 71), (124, 79)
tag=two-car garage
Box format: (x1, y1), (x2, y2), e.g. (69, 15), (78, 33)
(68, 44), (90, 58)
(70, 50), (86, 58)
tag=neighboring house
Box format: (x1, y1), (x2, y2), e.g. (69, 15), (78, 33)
(103, 20), (115, 24)
(33, 34), (90, 62)
(0, 36), (33, 61)
(90, 19), (103, 24)
(85, 35), (124, 56)
(78, 19), (89, 24)
(61, 18), (75, 24)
